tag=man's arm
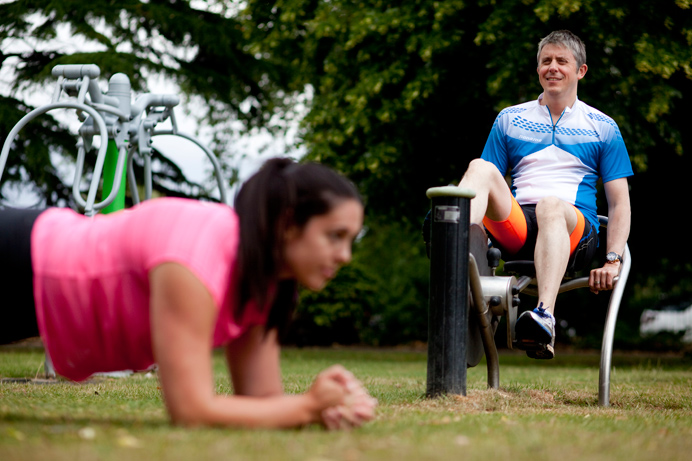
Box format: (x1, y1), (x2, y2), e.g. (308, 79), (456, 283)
(589, 177), (631, 293)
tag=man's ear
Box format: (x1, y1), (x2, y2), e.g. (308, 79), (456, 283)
(577, 63), (588, 80)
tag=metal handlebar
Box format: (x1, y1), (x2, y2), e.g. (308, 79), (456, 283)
(51, 64), (101, 79)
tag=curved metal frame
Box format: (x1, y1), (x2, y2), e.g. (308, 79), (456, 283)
(151, 131), (228, 205)
(0, 102), (117, 216)
(598, 218), (631, 406)
(477, 215), (631, 407)
(1, 64), (229, 214)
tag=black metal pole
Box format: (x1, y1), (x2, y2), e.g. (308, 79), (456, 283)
(426, 186), (475, 397)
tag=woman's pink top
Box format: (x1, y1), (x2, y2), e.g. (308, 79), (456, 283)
(31, 198), (268, 381)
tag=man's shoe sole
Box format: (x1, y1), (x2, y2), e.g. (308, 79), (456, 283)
(526, 344), (555, 360)
(513, 338), (548, 351)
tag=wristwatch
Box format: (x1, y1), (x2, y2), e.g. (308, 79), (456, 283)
(606, 252), (622, 264)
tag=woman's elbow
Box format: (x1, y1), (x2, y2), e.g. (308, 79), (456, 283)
(166, 397), (213, 427)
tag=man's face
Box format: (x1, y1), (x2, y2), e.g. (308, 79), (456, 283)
(537, 44), (587, 99)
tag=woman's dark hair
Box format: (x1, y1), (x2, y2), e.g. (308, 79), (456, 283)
(233, 157), (362, 334)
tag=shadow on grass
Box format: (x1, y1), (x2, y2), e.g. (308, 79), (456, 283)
(0, 412), (169, 429)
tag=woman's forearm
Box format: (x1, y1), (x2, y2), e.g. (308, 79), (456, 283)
(169, 392), (321, 429)
(150, 265), (374, 430)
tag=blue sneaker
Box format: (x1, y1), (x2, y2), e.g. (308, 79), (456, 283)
(514, 303), (556, 359)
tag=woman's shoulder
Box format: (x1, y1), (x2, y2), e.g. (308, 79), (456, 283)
(137, 197), (235, 215)
(131, 198), (238, 230)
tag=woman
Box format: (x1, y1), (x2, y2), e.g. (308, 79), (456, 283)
(0, 157), (376, 430)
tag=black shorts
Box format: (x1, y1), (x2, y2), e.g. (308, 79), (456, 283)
(486, 204), (599, 273)
(0, 207), (45, 344)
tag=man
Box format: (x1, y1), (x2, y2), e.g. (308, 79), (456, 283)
(459, 30), (632, 359)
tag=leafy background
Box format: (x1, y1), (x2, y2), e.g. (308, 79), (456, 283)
(2, 0), (691, 350)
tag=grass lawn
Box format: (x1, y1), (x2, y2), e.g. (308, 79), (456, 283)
(1, 345), (691, 461)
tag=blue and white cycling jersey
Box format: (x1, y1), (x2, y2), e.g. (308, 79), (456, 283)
(481, 94), (633, 231)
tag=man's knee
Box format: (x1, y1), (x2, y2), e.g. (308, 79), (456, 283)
(466, 158), (493, 174)
(535, 197), (574, 225)
(463, 158), (502, 182)
(535, 196), (563, 210)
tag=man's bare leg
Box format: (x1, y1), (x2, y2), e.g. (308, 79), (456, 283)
(515, 196), (578, 359)
(533, 196), (578, 315)
(458, 159), (514, 224)
(460, 162), (578, 309)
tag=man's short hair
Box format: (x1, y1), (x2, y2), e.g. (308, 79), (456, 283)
(537, 30), (586, 69)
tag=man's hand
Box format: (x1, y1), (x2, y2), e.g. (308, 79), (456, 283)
(589, 262), (620, 294)
(594, 178), (630, 296)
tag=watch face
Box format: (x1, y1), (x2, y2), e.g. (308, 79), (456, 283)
(607, 252), (619, 262)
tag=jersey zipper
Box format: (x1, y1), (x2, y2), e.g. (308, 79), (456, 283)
(547, 105), (566, 145)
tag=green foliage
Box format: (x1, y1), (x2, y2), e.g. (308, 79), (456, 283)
(288, 219), (430, 346)
(351, 219), (430, 345)
(246, 0), (494, 220)
(287, 260), (379, 346)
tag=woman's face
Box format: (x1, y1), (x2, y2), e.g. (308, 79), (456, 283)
(281, 199), (364, 291)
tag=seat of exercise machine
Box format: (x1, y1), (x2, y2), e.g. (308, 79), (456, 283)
(502, 260), (536, 277)
(503, 259), (585, 281)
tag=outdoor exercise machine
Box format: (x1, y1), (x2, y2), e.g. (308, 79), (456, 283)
(0, 64), (227, 216)
(0, 64), (229, 377)
(425, 186), (631, 406)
